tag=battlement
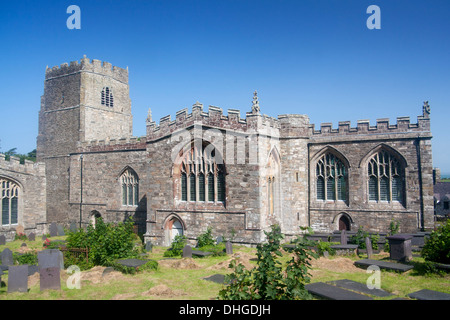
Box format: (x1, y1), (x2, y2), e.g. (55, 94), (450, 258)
(45, 55), (128, 83)
(0, 153), (45, 175)
(77, 136), (147, 153)
(146, 103), (282, 141)
(309, 113), (431, 138)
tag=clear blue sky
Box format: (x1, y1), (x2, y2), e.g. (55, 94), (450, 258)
(1, 0), (449, 174)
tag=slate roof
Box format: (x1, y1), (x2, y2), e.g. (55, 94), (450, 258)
(434, 181), (450, 202)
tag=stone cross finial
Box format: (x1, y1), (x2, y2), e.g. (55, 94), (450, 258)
(423, 101), (430, 118)
(252, 90), (260, 114)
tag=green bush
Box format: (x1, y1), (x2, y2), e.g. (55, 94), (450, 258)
(219, 225), (318, 300)
(14, 252), (38, 265)
(316, 241), (338, 256)
(65, 217), (140, 269)
(421, 220), (450, 264)
(197, 227), (215, 248)
(163, 234), (187, 257)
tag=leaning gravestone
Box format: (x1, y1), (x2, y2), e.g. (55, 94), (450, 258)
(145, 241), (153, 252)
(40, 267), (61, 291)
(365, 237), (373, 259)
(49, 223), (58, 237)
(1, 248), (14, 266)
(28, 232), (36, 241)
(226, 241), (233, 255)
(0, 235), (6, 246)
(38, 249), (64, 271)
(7, 265), (29, 293)
(182, 245), (192, 258)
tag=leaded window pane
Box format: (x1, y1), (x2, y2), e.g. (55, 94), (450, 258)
(2, 198), (9, 225)
(199, 173), (205, 202)
(181, 173), (187, 201)
(317, 176), (325, 200)
(11, 197), (18, 225)
(190, 174), (196, 201)
(207, 173), (214, 201)
(369, 176), (378, 201)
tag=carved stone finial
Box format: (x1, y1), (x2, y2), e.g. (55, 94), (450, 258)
(423, 101), (430, 118)
(251, 90), (260, 114)
(146, 108), (153, 123)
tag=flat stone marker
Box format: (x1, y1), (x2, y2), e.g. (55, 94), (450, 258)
(226, 241), (233, 255)
(408, 289), (450, 300)
(40, 267), (61, 291)
(182, 245), (192, 258)
(38, 249), (64, 271)
(192, 250), (213, 257)
(330, 244), (358, 255)
(305, 282), (373, 300)
(1, 248), (14, 266)
(28, 232), (35, 241)
(49, 222), (58, 237)
(116, 259), (149, 269)
(0, 235), (6, 245)
(329, 279), (392, 297)
(7, 265), (29, 293)
(354, 259), (413, 272)
(203, 274), (227, 284)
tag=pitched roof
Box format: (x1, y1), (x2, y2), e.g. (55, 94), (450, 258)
(434, 181), (450, 202)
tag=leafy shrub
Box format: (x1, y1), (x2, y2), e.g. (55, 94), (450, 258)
(163, 234), (187, 257)
(14, 252), (38, 265)
(197, 227), (215, 248)
(350, 227), (379, 250)
(65, 217), (140, 268)
(197, 243), (226, 257)
(421, 219), (450, 264)
(219, 225), (318, 300)
(316, 241), (338, 256)
(14, 232), (27, 241)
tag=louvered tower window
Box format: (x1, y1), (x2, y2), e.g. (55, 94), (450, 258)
(101, 87), (114, 107)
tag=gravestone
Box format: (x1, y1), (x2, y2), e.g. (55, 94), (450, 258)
(40, 267), (61, 291)
(38, 249), (64, 270)
(145, 241), (153, 252)
(408, 289), (450, 300)
(116, 259), (149, 269)
(305, 282), (373, 300)
(57, 225), (65, 236)
(69, 222), (78, 233)
(1, 248), (14, 266)
(386, 234), (413, 262)
(28, 232), (35, 241)
(216, 236), (223, 244)
(203, 274), (227, 284)
(354, 259), (413, 272)
(182, 245), (192, 258)
(16, 225), (24, 235)
(340, 230), (347, 245)
(0, 235), (6, 245)
(7, 265), (29, 293)
(365, 237), (373, 259)
(27, 265), (38, 276)
(226, 241), (233, 255)
(49, 223), (58, 237)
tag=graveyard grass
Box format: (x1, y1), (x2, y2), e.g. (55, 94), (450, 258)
(0, 237), (449, 300)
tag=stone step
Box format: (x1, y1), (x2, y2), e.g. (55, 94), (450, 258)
(305, 282), (373, 300)
(354, 259), (413, 272)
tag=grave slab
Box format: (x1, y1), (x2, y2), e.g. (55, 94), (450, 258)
(192, 250), (213, 257)
(40, 267), (61, 291)
(354, 259), (413, 272)
(116, 259), (149, 269)
(226, 241), (233, 255)
(305, 282), (373, 300)
(203, 274), (227, 284)
(182, 245), (192, 258)
(38, 249), (64, 270)
(0, 235), (6, 245)
(1, 248), (14, 266)
(329, 279), (393, 297)
(49, 223), (58, 237)
(408, 289), (450, 300)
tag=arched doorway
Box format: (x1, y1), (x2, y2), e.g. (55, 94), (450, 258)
(164, 215), (185, 245)
(338, 215), (351, 231)
(90, 210), (102, 228)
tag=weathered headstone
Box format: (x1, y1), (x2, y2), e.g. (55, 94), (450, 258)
(49, 223), (58, 237)
(15, 225), (24, 235)
(216, 236), (223, 244)
(28, 232), (36, 241)
(145, 241), (153, 252)
(365, 237), (373, 259)
(1, 248), (14, 266)
(182, 245), (192, 258)
(40, 267), (61, 291)
(69, 222), (78, 233)
(7, 265), (29, 293)
(340, 230), (347, 245)
(225, 241), (233, 255)
(0, 235), (6, 245)
(38, 249), (64, 270)
(57, 225), (65, 236)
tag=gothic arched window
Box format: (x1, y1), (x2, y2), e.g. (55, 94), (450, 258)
(316, 153), (348, 201)
(177, 142), (225, 203)
(1, 178), (19, 226)
(120, 168), (139, 206)
(368, 150), (404, 203)
(101, 87), (114, 107)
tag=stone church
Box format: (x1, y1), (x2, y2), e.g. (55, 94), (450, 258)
(0, 56), (435, 245)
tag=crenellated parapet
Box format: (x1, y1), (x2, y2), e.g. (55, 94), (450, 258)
(76, 136), (147, 153)
(0, 154), (45, 176)
(45, 55), (128, 83)
(308, 113), (431, 139)
(146, 102), (281, 141)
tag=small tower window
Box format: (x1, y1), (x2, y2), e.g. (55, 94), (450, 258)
(101, 87), (114, 107)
